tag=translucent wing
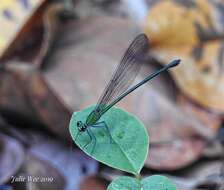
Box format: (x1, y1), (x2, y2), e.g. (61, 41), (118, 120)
(88, 34), (149, 120)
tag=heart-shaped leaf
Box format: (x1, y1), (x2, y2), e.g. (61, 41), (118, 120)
(107, 175), (177, 190)
(70, 105), (149, 175)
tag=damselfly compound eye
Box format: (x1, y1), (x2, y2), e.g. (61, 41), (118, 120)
(77, 121), (82, 127)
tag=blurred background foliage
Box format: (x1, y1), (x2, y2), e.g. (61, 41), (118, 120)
(0, 0), (224, 190)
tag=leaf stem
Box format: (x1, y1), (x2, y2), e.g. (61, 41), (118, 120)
(135, 174), (141, 180)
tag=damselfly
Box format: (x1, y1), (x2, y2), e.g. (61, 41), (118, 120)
(75, 34), (180, 154)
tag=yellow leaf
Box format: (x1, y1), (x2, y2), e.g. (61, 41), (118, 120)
(0, 0), (45, 57)
(144, 1), (211, 47)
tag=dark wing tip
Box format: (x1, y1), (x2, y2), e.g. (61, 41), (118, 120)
(131, 33), (150, 50)
(138, 33), (149, 40)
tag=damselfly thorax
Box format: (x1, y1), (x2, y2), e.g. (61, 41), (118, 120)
(77, 109), (101, 132)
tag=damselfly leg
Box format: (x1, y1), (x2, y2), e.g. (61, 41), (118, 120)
(82, 128), (97, 155)
(92, 121), (113, 143)
(78, 121), (113, 154)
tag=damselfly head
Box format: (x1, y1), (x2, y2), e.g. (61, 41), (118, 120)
(77, 121), (87, 132)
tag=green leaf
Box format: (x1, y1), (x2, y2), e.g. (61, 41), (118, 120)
(141, 175), (177, 190)
(107, 175), (177, 190)
(107, 176), (141, 190)
(69, 105), (149, 175)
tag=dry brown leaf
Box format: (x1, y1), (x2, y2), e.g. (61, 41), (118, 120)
(1, 1), (69, 67)
(177, 94), (222, 131)
(145, 137), (205, 170)
(0, 0), (46, 59)
(0, 61), (71, 139)
(150, 40), (224, 113)
(170, 160), (224, 190)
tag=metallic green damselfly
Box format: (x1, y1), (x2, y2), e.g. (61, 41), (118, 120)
(75, 34), (180, 154)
